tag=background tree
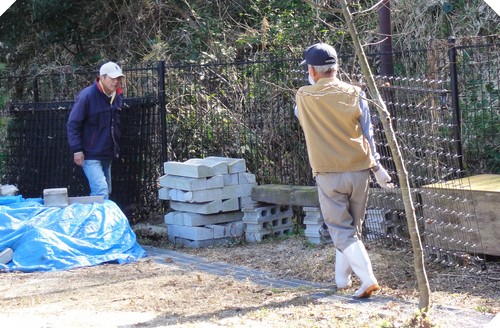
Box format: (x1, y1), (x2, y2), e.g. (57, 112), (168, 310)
(1, 0), (497, 72)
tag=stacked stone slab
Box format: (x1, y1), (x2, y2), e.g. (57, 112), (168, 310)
(160, 156), (257, 248)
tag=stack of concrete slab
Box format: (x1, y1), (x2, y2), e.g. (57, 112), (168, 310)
(245, 184), (329, 244)
(242, 203), (295, 242)
(159, 156), (257, 248)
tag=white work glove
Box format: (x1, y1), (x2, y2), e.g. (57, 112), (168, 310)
(373, 165), (394, 189)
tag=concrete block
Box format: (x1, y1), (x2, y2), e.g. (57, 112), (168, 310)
(167, 183), (256, 203)
(241, 203), (293, 223)
(43, 188), (68, 207)
(159, 174), (224, 191)
(0, 184), (18, 196)
(238, 172), (256, 184)
(185, 158), (229, 175)
(205, 156), (247, 173)
(244, 215), (293, 232)
(164, 211), (244, 226)
(302, 207), (332, 244)
(303, 207), (323, 224)
(158, 187), (170, 200)
(221, 184), (255, 199)
(167, 221), (244, 240)
(245, 223), (294, 243)
(304, 223), (332, 245)
(239, 196), (257, 209)
(68, 196), (104, 204)
(170, 197), (240, 214)
(168, 188), (222, 203)
(0, 247), (13, 264)
(163, 160), (220, 178)
(242, 202), (295, 243)
(223, 173), (239, 186)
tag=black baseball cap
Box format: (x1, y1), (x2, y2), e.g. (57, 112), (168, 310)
(300, 43), (337, 66)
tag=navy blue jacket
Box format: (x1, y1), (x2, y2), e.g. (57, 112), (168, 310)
(67, 79), (123, 160)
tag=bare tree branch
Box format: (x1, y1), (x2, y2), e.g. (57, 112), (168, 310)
(338, 0), (432, 312)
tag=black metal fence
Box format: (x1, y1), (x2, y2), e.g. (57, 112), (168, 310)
(0, 37), (498, 262)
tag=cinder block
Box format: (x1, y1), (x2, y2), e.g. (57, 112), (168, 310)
(242, 203), (293, 223)
(43, 188), (68, 207)
(242, 203), (294, 243)
(164, 211), (244, 226)
(245, 224), (294, 243)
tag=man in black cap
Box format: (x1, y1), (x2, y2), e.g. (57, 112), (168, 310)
(295, 43), (393, 298)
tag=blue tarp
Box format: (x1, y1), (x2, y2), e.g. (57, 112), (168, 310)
(0, 196), (147, 272)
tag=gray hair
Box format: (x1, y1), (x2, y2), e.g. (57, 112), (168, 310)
(310, 63), (338, 73)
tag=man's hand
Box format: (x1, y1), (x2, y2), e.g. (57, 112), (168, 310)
(74, 152), (84, 166)
(373, 165), (394, 189)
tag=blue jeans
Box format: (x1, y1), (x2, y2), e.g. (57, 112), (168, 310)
(82, 160), (112, 199)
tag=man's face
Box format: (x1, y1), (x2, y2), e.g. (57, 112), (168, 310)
(101, 75), (122, 94)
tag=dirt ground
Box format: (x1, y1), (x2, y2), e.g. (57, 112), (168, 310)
(1, 235), (498, 327)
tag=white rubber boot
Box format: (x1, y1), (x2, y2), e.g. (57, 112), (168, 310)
(335, 249), (353, 289)
(342, 240), (381, 298)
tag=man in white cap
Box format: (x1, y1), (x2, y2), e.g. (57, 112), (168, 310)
(295, 43), (393, 298)
(67, 61), (125, 200)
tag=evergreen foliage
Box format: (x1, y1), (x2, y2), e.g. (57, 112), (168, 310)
(0, 0), (498, 70)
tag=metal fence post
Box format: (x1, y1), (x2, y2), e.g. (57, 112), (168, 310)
(447, 36), (465, 176)
(157, 60), (168, 163)
(33, 76), (39, 103)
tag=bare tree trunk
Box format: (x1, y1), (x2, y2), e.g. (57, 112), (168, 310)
(338, 0), (431, 311)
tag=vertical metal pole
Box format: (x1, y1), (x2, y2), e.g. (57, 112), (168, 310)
(157, 60), (168, 163)
(378, 0), (397, 178)
(33, 76), (39, 102)
(378, 0), (393, 77)
(447, 36), (465, 176)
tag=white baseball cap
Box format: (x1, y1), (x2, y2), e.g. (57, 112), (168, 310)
(99, 62), (125, 78)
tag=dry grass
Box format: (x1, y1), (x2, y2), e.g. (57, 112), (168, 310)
(181, 236), (500, 312)
(0, 234), (498, 327)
